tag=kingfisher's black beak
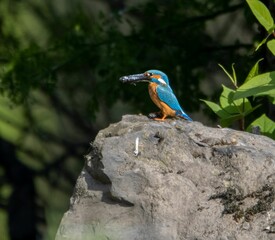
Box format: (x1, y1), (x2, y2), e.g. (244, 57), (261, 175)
(119, 73), (150, 83)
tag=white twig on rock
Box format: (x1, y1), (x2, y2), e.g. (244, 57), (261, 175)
(134, 137), (139, 156)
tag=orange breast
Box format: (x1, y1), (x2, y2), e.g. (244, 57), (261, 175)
(148, 83), (162, 109)
(148, 83), (176, 117)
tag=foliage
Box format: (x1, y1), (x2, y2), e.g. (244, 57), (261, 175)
(246, 0), (275, 52)
(247, 114), (275, 138)
(202, 62), (261, 129)
(203, 0), (275, 140)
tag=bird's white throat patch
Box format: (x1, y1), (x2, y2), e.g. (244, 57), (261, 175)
(158, 78), (166, 85)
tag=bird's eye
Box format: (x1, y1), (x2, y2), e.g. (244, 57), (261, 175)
(145, 72), (153, 77)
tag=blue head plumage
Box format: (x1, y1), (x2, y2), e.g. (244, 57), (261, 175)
(145, 70), (170, 85)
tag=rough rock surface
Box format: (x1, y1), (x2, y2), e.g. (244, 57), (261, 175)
(56, 115), (275, 240)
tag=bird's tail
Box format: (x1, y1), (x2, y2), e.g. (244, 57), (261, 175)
(176, 110), (193, 121)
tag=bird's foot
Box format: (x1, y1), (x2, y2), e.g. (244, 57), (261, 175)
(148, 112), (162, 119)
(152, 118), (166, 121)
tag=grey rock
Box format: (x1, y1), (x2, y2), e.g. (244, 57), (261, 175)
(56, 115), (275, 240)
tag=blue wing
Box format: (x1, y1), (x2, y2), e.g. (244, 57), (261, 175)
(156, 85), (192, 121)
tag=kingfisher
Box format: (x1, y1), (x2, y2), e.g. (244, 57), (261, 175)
(119, 69), (192, 121)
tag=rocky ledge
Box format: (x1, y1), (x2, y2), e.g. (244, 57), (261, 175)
(56, 115), (275, 240)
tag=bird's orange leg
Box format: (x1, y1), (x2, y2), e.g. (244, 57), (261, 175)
(153, 113), (168, 121)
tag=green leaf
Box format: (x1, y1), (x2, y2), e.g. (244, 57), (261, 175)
(219, 104), (261, 128)
(220, 85), (235, 108)
(243, 103), (261, 116)
(267, 39), (275, 55)
(233, 71), (275, 100)
(201, 99), (221, 112)
(201, 99), (230, 118)
(231, 63), (237, 86)
(220, 85), (252, 114)
(246, 0), (274, 32)
(255, 34), (271, 51)
(218, 64), (235, 86)
(247, 114), (275, 139)
(244, 58), (263, 83)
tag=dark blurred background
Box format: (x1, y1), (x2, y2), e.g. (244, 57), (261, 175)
(0, 0), (273, 239)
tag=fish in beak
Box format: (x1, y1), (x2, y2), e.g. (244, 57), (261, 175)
(119, 73), (150, 84)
